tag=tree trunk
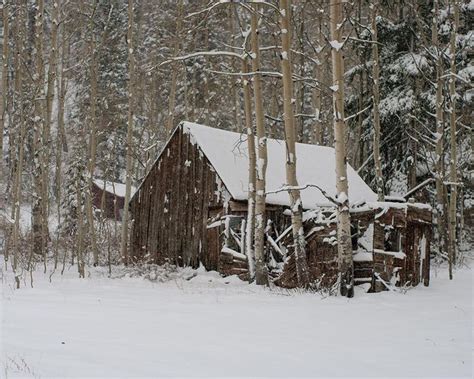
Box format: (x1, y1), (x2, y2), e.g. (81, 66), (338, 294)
(120, 0), (135, 265)
(10, 0), (26, 288)
(0, 0), (8, 174)
(76, 178), (85, 278)
(32, 0), (49, 269)
(279, 0), (310, 288)
(330, 0), (354, 298)
(86, 35), (99, 266)
(242, 58), (256, 281)
(371, 2), (384, 201)
(432, 0), (447, 260)
(251, 4), (269, 286)
(448, 0), (459, 279)
(165, 0), (183, 134)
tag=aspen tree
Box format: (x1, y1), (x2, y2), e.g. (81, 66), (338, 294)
(32, 0), (50, 268)
(312, 15), (323, 146)
(432, 0), (447, 258)
(54, 3), (67, 269)
(250, 4), (269, 286)
(10, 1), (26, 288)
(120, 0), (135, 265)
(330, 0), (354, 297)
(0, 0), (8, 171)
(44, 0), (59, 167)
(370, 1), (384, 201)
(86, 23), (99, 266)
(76, 177), (85, 278)
(448, 0), (459, 279)
(230, 8), (241, 132)
(242, 57), (256, 281)
(279, 0), (310, 288)
(165, 0), (183, 134)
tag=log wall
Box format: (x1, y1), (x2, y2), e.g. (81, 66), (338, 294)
(130, 127), (226, 270)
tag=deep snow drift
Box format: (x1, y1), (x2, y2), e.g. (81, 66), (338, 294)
(1, 262), (472, 378)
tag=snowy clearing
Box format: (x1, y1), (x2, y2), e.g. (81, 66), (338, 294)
(1, 263), (472, 378)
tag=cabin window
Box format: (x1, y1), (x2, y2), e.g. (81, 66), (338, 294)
(350, 223), (359, 251)
(384, 226), (401, 252)
(223, 215), (245, 253)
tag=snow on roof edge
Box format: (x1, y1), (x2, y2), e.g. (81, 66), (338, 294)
(132, 121), (378, 209)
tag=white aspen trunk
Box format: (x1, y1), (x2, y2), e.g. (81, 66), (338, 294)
(312, 17), (323, 145)
(0, 0), (8, 173)
(54, 20), (68, 269)
(312, 63), (322, 145)
(76, 178), (85, 278)
(120, 0), (135, 265)
(251, 4), (269, 286)
(242, 57), (256, 281)
(32, 0), (50, 270)
(230, 8), (241, 132)
(165, 0), (183, 134)
(432, 0), (447, 259)
(371, 2), (384, 201)
(203, 26), (211, 125)
(351, 0), (363, 168)
(279, 0), (310, 288)
(10, 1), (26, 288)
(330, 0), (354, 298)
(86, 35), (99, 266)
(448, 0), (459, 280)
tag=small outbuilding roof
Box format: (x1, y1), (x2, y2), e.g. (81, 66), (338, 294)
(93, 179), (136, 198)
(180, 122), (377, 209)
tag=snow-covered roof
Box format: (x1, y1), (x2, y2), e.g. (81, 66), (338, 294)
(181, 122), (377, 209)
(93, 179), (136, 198)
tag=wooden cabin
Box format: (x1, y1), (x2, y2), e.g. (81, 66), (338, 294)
(92, 179), (135, 221)
(130, 122), (431, 291)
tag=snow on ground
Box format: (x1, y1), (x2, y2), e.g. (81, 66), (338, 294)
(1, 262), (472, 378)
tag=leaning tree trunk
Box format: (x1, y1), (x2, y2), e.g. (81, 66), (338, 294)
(330, 0), (354, 298)
(448, 0), (459, 280)
(279, 0), (310, 288)
(120, 0), (135, 265)
(371, 2), (384, 201)
(242, 57), (256, 281)
(251, 4), (269, 286)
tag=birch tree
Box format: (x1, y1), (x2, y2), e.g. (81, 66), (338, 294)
(330, 0), (354, 297)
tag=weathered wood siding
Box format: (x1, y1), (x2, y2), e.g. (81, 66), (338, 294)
(130, 127), (228, 270)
